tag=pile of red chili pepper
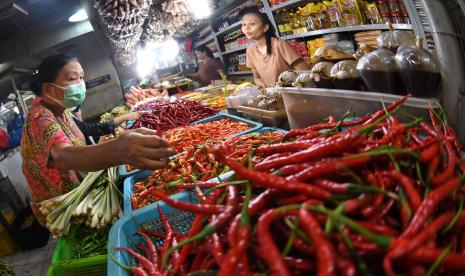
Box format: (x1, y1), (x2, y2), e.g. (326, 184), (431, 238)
(164, 119), (251, 152)
(115, 94), (465, 275)
(130, 98), (218, 132)
(130, 131), (283, 210)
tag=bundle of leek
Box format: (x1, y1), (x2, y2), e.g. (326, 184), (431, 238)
(38, 166), (123, 238)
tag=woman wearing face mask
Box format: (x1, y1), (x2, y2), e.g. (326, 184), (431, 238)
(22, 54), (175, 224)
(186, 45), (225, 86)
(242, 8), (309, 86)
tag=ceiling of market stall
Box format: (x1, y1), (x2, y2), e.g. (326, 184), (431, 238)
(0, 0), (234, 72)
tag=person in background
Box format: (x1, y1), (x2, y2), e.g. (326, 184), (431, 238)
(242, 8), (309, 86)
(23, 54), (175, 225)
(186, 45), (225, 86)
(69, 105), (141, 144)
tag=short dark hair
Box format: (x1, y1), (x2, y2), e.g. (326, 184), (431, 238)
(240, 7), (277, 55)
(30, 54), (77, 96)
(195, 45), (214, 58)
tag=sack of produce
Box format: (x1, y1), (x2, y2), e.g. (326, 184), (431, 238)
(357, 48), (402, 94)
(310, 62), (335, 88)
(277, 71), (299, 87)
(395, 37), (441, 97)
(312, 41), (354, 62)
(353, 43), (376, 60)
(293, 72), (315, 88)
(377, 23), (415, 53)
(330, 60), (360, 90)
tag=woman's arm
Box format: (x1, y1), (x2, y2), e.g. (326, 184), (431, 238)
(291, 59), (310, 71)
(252, 69), (265, 86)
(73, 118), (115, 139)
(50, 128), (175, 171)
(113, 111), (141, 126)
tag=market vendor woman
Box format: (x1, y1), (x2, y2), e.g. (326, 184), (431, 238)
(186, 45), (225, 86)
(22, 54), (175, 225)
(242, 8), (309, 86)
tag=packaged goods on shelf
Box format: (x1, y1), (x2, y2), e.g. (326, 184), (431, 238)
(307, 38), (326, 64)
(354, 30), (382, 48)
(287, 39), (310, 65)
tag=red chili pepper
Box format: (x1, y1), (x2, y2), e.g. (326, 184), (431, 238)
(135, 232), (159, 270)
(337, 258), (356, 276)
(140, 228), (166, 239)
(131, 267), (149, 276)
(383, 171), (421, 211)
(427, 155), (440, 180)
(405, 246), (465, 271)
(217, 151), (331, 199)
(173, 189), (224, 272)
(284, 256), (314, 271)
(257, 209), (294, 276)
(344, 193), (374, 215)
(384, 212), (455, 275)
(419, 142), (439, 163)
(152, 190), (225, 214)
(211, 233), (224, 265)
(362, 94), (411, 125)
(299, 203), (337, 276)
(283, 129), (319, 140)
(157, 205), (175, 257)
(255, 129), (364, 171)
(113, 247), (157, 275)
(162, 185), (239, 269)
(286, 156), (370, 182)
(430, 137), (457, 186)
(402, 177), (459, 238)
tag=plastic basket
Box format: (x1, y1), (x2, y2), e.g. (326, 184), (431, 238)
(118, 164), (140, 178)
(123, 169), (234, 215)
(47, 225), (107, 276)
(47, 255), (107, 276)
(108, 192), (197, 276)
(119, 114), (262, 178)
(237, 106), (288, 128)
(279, 87), (441, 129)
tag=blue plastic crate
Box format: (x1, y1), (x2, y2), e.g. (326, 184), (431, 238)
(108, 192), (196, 276)
(123, 167), (234, 215)
(190, 113), (262, 137)
(118, 164), (141, 178)
(257, 127), (288, 134)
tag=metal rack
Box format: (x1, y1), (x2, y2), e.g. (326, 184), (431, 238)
(191, 0), (427, 77)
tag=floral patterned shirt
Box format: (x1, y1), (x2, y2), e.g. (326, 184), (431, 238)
(21, 101), (85, 224)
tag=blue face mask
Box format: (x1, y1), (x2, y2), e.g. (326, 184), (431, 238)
(49, 82), (86, 108)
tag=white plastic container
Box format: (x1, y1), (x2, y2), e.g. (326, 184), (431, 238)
(237, 106), (288, 128)
(279, 87), (441, 129)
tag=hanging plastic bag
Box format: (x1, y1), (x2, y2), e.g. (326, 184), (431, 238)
(330, 60), (360, 90)
(376, 23), (415, 52)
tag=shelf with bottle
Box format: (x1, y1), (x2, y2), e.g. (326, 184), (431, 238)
(269, 0), (305, 11)
(223, 29), (253, 52)
(272, 0), (411, 38)
(227, 52), (250, 74)
(281, 23), (412, 40)
(221, 44), (250, 55)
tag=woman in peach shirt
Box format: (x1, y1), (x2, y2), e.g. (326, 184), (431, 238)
(242, 8), (309, 86)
